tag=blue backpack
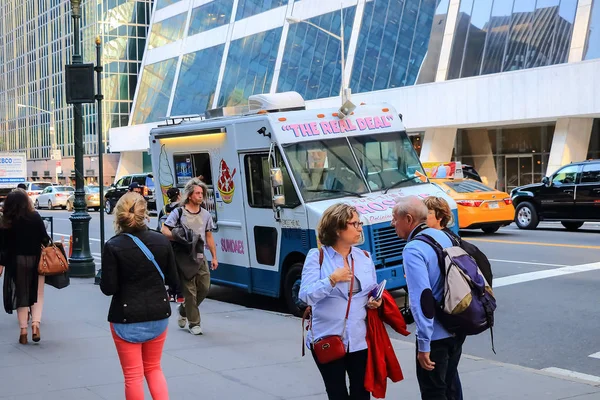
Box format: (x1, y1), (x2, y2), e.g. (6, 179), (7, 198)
(413, 233), (497, 352)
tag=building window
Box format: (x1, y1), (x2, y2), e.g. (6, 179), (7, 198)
(235, 0), (287, 21)
(278, 7), (355, 101)
(351, 0), (448, 93)
(189, 0), (233, 36)
(449, 0), (578, 79)
(131, 57), (178, 125)
(584, 0), (600, 60)
(155, 0), (182, 12)
(244, 151), (300, 209)
(171, 45), (225, 116)
(147, 13), (187, 50)
(218, 28), (282, 106)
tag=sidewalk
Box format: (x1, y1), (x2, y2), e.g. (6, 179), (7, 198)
(1, 279), (599, 399)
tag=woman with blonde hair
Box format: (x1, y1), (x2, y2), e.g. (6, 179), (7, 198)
(299, 203), (382, 400)
(101, 192), (179, 399)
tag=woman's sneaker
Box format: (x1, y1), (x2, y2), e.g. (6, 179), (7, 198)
(189, 325), (203, 335)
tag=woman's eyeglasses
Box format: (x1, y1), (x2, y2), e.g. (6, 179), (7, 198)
(347, 221), (364, 229)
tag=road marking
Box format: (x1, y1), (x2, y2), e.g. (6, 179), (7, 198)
(489, 259), (567, 267)
(589, 352), (600, 359)
(468, 238), (600, 250)
(53, 232), (101, 242)
(542, 367), (600, 384)
(495, 262), (600, 287)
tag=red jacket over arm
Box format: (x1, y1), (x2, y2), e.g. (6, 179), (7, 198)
(365, 290), (411, 399)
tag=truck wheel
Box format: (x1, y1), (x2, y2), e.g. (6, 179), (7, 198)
(481, 225), (500, 234)
(561, 221), (583, 231)
(283, 263), (305, 317)
(515, 202), (539, 230)
(105, 199), (114, 214)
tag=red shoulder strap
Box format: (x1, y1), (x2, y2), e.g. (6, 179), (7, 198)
(319, 247), (324, 267)
(363, 250), (369, 258)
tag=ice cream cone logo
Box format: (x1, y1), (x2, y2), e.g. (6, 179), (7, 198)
(217, 159), (236, 204)
(158, 145), (175, 206)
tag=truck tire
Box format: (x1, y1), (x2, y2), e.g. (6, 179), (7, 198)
(481, 225), (500, 234)
(561, 221), (583, 231)
(283, 263), (305, 317)
(515, 202), (539, 230)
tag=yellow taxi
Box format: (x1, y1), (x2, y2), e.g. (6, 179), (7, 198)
(422, 162), (514, 233)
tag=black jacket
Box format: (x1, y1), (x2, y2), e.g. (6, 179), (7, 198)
(101, 229), (179, 323)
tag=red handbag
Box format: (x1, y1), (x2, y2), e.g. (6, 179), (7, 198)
(302, 251), (355, 364)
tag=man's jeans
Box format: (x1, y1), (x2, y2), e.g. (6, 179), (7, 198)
(416, 335), (464, 400)
(178, 260), (210, 327)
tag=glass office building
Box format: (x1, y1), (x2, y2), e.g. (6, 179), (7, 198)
(0, 0), (152, 184)
(113, 0), (600, 190)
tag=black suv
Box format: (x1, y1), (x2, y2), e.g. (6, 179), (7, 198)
(511, 160), (600, 230)
(104, 173), (156, 214)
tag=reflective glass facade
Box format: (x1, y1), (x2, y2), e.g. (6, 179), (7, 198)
(172, 45), (225, 115)
(585, 0), (600, 60)
(235, 0), (288, 21)
(155, 0), (182, 12)
(148, 13), (187, 49)
(448, 0), (579, 79)
(218, 28), (282, 106)
(132, 57), (178, 124)
(278, 7), (355, 101)
(351, 0), (448, 93)
(0, 0), (152, 164)
(189, 0), (234, 36)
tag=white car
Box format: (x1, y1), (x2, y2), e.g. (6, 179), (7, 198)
(23, 181), (53, 204)
(35, 185), (75, 209)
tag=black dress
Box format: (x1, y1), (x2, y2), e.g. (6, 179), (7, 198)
(1, 212), (50, 314)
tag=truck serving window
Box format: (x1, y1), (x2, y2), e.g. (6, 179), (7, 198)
(244, 151), (300, 209)
(173, 152), (218, 224)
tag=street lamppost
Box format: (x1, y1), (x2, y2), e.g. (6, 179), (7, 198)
(286, 8), (351, 105)
(67, 0), (95, 277)
(17, 102), (59, 182)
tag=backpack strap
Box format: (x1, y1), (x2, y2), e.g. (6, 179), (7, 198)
(412, 233), (446, 277)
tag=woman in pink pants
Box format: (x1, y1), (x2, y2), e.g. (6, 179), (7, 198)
(101, 192), (179, 399)
(1, 189), (50, 345)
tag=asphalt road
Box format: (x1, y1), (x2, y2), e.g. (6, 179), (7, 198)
(42, 210), (600, 380)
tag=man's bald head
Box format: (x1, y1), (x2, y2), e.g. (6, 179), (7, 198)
(391, 196), (428, 239)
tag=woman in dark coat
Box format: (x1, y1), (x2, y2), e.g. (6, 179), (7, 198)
(0, 189), (50, 344)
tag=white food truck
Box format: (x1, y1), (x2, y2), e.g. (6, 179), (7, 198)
(149, 92), (458, 315)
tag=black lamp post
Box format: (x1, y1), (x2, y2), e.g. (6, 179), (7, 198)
(67, 0), (95, 277)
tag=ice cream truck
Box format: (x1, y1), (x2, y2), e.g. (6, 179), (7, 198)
(149, 92), (458, 315)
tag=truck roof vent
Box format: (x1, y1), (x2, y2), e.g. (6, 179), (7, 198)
(248, 91), (305, 112)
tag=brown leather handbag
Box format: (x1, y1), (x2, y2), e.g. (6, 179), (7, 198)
(38, 242), (69, 276)
(302, 249), (355, 364)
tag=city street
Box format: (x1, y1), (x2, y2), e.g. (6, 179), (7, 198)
(41, 209), (600, 384)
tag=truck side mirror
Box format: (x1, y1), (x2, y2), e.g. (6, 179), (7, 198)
(270, 168), (283, 188)
(542, 176), (550, 186)
(273, 194), (286, 207)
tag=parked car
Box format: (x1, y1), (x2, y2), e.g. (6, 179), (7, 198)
(66, 185), (101, 211)
(23, 181), (53, 204)
(104, 173), (156, 214)
(511, 160), (600, 230)
(35, 185), (75, 209)
(432, 178), (514, 233)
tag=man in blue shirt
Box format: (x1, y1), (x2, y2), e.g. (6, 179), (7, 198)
(392, 196), (464, 400)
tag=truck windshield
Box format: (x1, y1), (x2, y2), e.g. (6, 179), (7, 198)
(348, 131), (426, 193)
(283, 131), (425, 202)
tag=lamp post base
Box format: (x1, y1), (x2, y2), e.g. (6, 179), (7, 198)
(68, 211), (96, 278)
